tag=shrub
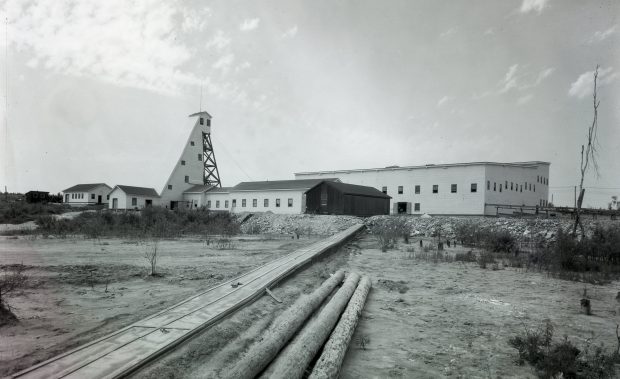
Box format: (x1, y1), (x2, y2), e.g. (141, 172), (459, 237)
(455, 251), (477, 262)
(369, 217), (409, 252)
(508, 319), (616, 378)
(477, 251), (496, 269)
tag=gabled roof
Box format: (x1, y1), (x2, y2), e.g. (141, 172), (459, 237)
(324, 181), (391, 199)
(63, 183), (111, 192)
(112, 185), (160, 197)
(232, 178), (339, 192)
(183, 184), (214, 194)
(208, 186), (232, 193)
(189, 111), (212, 119)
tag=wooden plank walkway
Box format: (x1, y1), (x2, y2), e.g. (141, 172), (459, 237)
(12, 224), (365, 379)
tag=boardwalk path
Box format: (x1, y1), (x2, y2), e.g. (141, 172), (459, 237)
(13, 224), (364, 379)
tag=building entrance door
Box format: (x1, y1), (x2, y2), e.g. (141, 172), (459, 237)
(98, 195), (102, 204)
(112, 198), (118, 209)
(397, 202), (409, 214)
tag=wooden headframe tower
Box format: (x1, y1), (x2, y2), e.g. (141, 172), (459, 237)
(189, 111), (222, 187)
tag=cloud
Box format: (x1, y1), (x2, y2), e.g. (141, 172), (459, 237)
(212, 53), (235, 72)
(281, 25), (298, 39)
(519, 0), (549, 14)
(589, 25), (617, 43)
(517, 94), (533, 105)
(499, 64), (519, 93)
(206, 30), (231, 50)
(439, 28), (456, 38)
(484, 28), (494, 36)
(436, 96), (452, 108)
(534, 67), (555, 85)
(240, 18), (260, 31)
(1, 0), (207, 95)
(568, 67), (617, 98)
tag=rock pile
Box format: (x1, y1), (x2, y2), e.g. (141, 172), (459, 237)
(240, 213), (361, 235)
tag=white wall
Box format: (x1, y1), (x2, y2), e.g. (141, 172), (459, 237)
(202, 189), (306, 214)
(63, 185), (112, 206)
(159, 115), (211, 208)
(183, 192), (205, 209)
(107, 188), (158, 210)
(296, 165), (486, 215)
(484, 164), (550, 215)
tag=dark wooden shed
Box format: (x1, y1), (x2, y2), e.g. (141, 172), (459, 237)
(25, 191), (50, 203)
(305, 181), (390, 216)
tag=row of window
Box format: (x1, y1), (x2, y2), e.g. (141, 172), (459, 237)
(386, 183), (478, 195)
(486, 180), (536, 193)
(71, 193), (84, 199)
(540, 199), (549, 206)
(537, 175), (548, 185)
(207, 198), (294, 209)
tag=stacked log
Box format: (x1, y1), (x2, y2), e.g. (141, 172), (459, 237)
(267, 273), (361, 379)
(309, 276), (372, 379)
(224, 270), (346, 379)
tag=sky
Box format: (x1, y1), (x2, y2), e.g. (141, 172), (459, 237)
(0, 0), (618, 208)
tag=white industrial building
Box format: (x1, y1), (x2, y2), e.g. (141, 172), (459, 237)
(62, 183), (112, 206)
(108, 185), (159, 210)
(295, 161), (550, 216)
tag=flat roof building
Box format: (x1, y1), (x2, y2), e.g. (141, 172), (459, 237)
(295, 161), (550, 216)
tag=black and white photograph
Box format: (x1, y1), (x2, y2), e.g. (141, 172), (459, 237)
(1, 0), (619, 378)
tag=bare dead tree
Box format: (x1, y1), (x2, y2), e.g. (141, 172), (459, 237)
(144, 240), (159, 276)
(573, 65), (600, 238)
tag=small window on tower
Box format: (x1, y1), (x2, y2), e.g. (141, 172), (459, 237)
(168, 185), (172, 190)
(185, 176), (189, 183)
(207, 119), (211, 127)
(190, 141), (195, 146)
(200, 118), (204, 125)
(181, 160), (185, 165)
(198, 154), (202, 161)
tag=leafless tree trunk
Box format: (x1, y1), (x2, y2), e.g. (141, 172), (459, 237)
(144, 240), (158, 276)
(573, 65), (600, 238)
(0, 264), (27, 325)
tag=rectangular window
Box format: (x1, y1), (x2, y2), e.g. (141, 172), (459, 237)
(91, 194), (95, 199)
(451, 184), (457, 193)
(510, 182), (513, 191)
(500, 184), (502, 192)
(190, 141), (195, 146)
(487, 181), (490, 190)
(106, 195), (110, 200)
(224, 200), (229, 208)
(415, 185), (420, 194)
(276, 198), (281, 207)
(414, 203), (420, 211)
(398, 186), (403, 194)
(198, 154), (202, 161)
(242, 199), (246, 207)
(253, 199), (257, 207)
(168, 184), (172, 190)
(520, 185), (523, 192)
(494, 182), (496, 191)
(200, 117), (204, 125)
(433, 185), (438, 194)
(537, 175), (540, 183)
(529, 183), (532, 191)
(264, 199), (269, 207)
(207, 200), (211, 208)
(382, 186), (387, 194)
(216, 200), (220, 208)
(132, 198), (137, 206)
(534, 184), (536, 192)
(185, 175), (189, 183)
(71, 194), (74, 199)
(288, 198), (293, 207)
(505, 181), (508, 188)
(207, 119), (211, 126)
(232, 199), (236, 207)
(471, 183), (477, 193)
(181, 160), (185, 165)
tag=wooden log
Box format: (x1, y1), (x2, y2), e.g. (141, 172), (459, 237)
(308, 276), (372, 379)
(267, 272), (361, 379)
(223, 270), (346, 379)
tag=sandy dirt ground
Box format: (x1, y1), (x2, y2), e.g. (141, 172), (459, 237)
(339, 235), (620, 378)
(0, 234), (320, 376)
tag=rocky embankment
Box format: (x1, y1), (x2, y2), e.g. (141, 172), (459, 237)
(241, 213), (619, 242)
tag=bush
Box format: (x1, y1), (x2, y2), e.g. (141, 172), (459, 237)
(369, 217), (410, 252)
(508, 319), (616, 378)
(455, 251), (477, 262)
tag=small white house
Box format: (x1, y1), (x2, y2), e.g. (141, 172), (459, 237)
(108, 185), (160, 210)
(62, 183), (112, 206)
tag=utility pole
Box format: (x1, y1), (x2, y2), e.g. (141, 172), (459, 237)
(574, 186), (577, 209)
